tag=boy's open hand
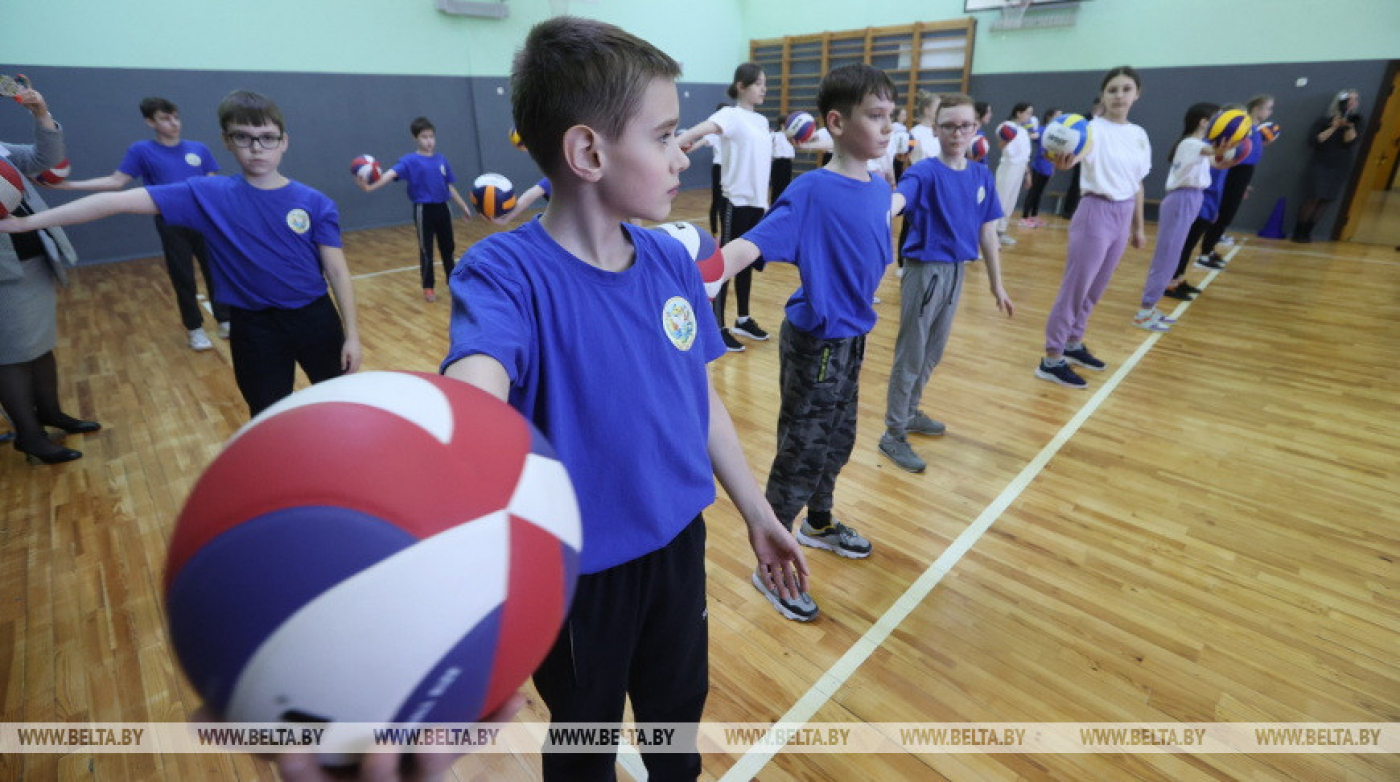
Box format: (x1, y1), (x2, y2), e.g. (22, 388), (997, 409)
(990, 285), (1014, 317)
(749, 517), (809, 601)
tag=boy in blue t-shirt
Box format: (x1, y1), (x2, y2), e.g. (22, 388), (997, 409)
(718, 64), (897, 622)
(56, 97), (229, 350)
(440, 18), (807, 781)
(1, 91), (363, 419)
(357, 116), (475, 302)
(880, 92), (1015, 474)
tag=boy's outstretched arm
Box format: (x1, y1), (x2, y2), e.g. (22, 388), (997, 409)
(717, 237), (762, 288)
(318, 246), (363, 373)
(0, 188), (157, 233)
(444, 354), (510, 400)
(706, 380), (810, 600)
(54, 170), (133, 192)
(354, 169), (399, 194)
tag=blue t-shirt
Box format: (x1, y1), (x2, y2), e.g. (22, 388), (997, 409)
(741, 168), (892, 339)
(536, 177), (552, 201)
(441, 219), (725, 574)
(1198, 167), (1228, 222)
(148, 176), (342, 310)
(1240, 126), (1265, 166)
(391, 153), (454, 203)
(118, 140), (219, 185)
(1030, 134), (1054, 177)
(897, 158), (1003, 263)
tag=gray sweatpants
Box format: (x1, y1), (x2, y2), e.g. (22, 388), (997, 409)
(885, 260), (966, 436)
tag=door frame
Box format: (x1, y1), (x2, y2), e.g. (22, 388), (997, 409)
(1338, 59), (1400, 241)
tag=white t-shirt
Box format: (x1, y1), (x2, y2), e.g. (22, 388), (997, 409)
(1081, 117), (1152, 202)
(1166, 137), (1211, 192)
(999, 122), (1031, 166)
(702, 133), (723, 167)
(710, 105), (772, 209)
(771, 130), (795, 160)
(909, 123), (940, 163)
(892, 122), (911, 155)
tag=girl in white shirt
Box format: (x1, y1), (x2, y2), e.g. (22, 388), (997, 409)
(676, 63), (772, 352)
(1037, 66), (1151, 389)
(1136, 102), (1218, 331)
(993, 102), (1035, 245)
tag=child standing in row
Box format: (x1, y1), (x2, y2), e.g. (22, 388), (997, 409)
(2, 90), (363, 417)
(881, 93), (1015, 473)
(1020, 107), (1061, 228)
(357, 116), (474, 302)
(993, 102), (1035, 246)
(1134, 102), (1218, 332)
(678, 64), (773, 352)
(718, 63), (897, 620)
(1036, 66), (1150, 389)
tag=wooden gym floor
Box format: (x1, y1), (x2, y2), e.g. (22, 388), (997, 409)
(1, 189), (1396, 781)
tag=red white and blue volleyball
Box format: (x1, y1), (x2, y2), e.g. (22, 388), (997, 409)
(165, 371), (580, 753)
(1042, 113), (1091, 157)
(653, 221), (723, 299)
(997, 121), (1019, 143)
(0, 156), (25, 218)
(35, 158), (71, 186)
(349, 154), (381, 184)
(784, 111), (816, 144)
(968, 134), (990, 162)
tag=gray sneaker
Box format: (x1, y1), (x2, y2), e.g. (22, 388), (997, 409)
(751, 569), (818, 622)
(908, 412), (946, 436)
(798, 518), (872, 559)
(878, 433), (926, 473)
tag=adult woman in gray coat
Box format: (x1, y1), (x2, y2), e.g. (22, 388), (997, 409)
(0, 81), (98, 464)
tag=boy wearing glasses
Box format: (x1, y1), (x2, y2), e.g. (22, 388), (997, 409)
(56, 97), (230, 351)
(0, 90), (362, 418)
(879, 92), (1014, 474)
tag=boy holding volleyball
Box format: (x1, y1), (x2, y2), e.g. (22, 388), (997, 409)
(880, 93), (1015, 473)
(56, 97), (229, 351)
(441, 17), (807, 781)
(356, 116), (474, 302)
(0, 90), (362, 418)
(712, 63), (899, 621)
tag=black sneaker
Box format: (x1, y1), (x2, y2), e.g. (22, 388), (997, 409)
(1162, 287), (1194, 301)
(1178, 281), (1203, 295)
(1062, 344), (1106, 371)
(1035, 359), (1087, 388)
(1195, 255), (1225, 270)
(751, 569), (818, 622)
(721, 329), (745, 352)
(732, 317), (769, 341)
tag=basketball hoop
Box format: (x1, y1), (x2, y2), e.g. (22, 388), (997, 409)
(1002, 0), (1033, 28)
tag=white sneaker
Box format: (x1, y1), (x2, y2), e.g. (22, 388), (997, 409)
(998, 234), (1017, 246)
(1218, 235), (1235, 247)
(1132, 309), (1172, 332)
(188, 328), (213, 351)
(217, 321), (231, 339)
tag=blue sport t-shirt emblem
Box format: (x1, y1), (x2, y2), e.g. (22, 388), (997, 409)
(662, 296), (697, 351)
(184, 152), (202, 167)
(285, 208), (311, 234)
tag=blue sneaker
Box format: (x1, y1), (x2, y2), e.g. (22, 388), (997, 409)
(1035, 359), (1087, 388)
(1062, 344), (1106, 371)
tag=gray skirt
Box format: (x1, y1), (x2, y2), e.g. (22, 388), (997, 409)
(0, 256), (58, 365)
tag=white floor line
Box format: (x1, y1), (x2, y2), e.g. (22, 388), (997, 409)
(719, 242), (1230, 782)
(352, 263), (420, 280)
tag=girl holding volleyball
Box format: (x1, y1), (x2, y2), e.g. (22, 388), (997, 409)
(677, 63), (773, 352)
(993, 102), (1035, 246)
(1036, 66), (1151, 388)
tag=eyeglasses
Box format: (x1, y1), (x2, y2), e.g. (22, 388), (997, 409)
(225, 131), (284, 149)
(937, 122), (978, 135)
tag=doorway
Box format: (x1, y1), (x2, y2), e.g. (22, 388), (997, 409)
(1339, 60), (1400, 246)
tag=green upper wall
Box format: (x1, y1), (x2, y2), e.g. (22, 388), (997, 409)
(4, 0), (1396, 82)
(2, 0), (750, 81)
(739, 0), (1400, 74)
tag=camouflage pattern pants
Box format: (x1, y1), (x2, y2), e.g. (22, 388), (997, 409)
(764, 320), (866, 529)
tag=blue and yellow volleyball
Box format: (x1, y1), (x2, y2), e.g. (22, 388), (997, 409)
(1208, 109), (1252, 148)
(1042, 113), (1091, 157)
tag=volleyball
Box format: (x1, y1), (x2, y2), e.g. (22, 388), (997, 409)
(508, 127), (526, 151)
(997, 121), (1019, 143)
(0, 157), (23, 218)
(471, 173), (516, 219)
(1257, 121), (1281, 143)
(784, 111), (816, 144)
(35, 158), (71, 186)
(1042, 113), (1091, 157)
(349, 155), (381, 184)
(968, 134), (989, 162)
(164, 371), (581, 757)
(1208, 109), (1252, 148)
(652, 221), (724, 299)
(1212, 136), (1253, 169)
